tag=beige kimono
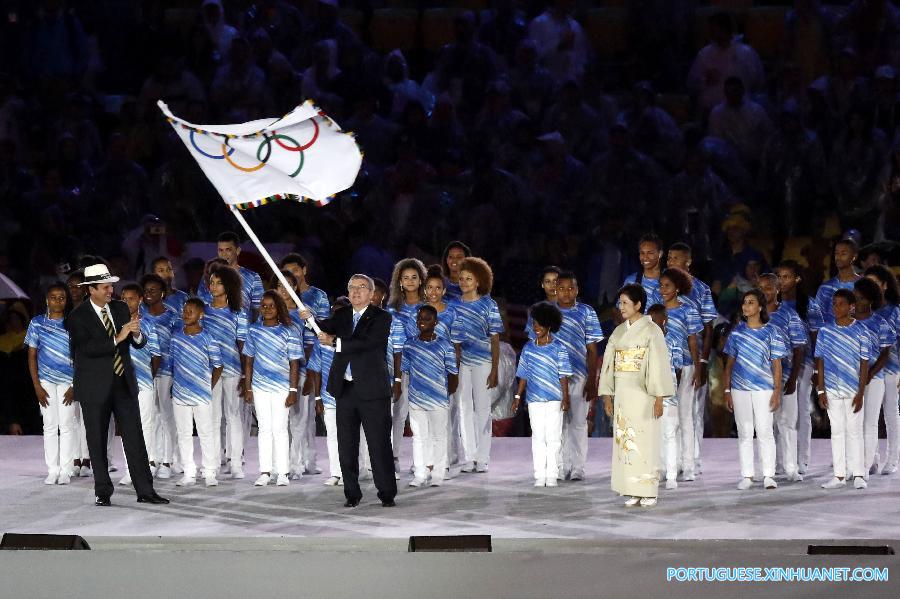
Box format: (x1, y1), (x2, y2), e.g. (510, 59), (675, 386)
(598, 316), (676, 498)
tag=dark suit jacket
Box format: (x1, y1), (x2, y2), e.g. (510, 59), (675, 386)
(316, 305), (391, 401)
(65, 299), (146, 404)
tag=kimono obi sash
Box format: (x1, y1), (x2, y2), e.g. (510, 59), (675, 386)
(614, 347), (646, 373)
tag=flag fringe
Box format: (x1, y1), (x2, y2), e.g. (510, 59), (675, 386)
(231, 192), (337, 211)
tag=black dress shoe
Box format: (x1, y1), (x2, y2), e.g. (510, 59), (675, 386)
(344, 498), (360, 508)
(95, 496), (111, 507)
(137, 492), (170, 504)
(381, 499), (396, 507)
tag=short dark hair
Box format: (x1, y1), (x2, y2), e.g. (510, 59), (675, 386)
(740, 289), (770, 323)
(530, 301), (563, 333)
(373, 277), (388, 293)
(45, 282), (73, 316)
(271, 270), (299, 291)
(333, 296), (351, 310)
(121, 283), (143, 296)
(540, 265), (561, 280)
(776, 259), (802, 276)
(150, 256), (171, 270)
(618, 283), (647, 313)
(646, 303), (667, 318)
(139, 273), (167, 291)
(660, 267), (693, 295)
(185, 296), (206, 311)
(280, 252), (308, 270)
(669, 242), (692, 256)
(835, 238), (859, 254)
(854, 277), (884, 310)
(417, 304), (438, 319)
(217, 231), (241, 246)
(833, 288), (856, 305)
(556, 270), (577, 284)
(638, 233), (663, 252)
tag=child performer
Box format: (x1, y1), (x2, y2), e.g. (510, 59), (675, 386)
(171, 298), (223, 487)
(722, 289), (787, 491)
(647, 304), (682, 490)
(512, 302), (572, 487)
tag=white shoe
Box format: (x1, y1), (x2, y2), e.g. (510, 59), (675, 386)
(798, 465), (808, 475)
(460, 462), (475, 473)
(172, 463), (184, 474)
(220, 461), (231, 475)
(149, 464), (158, 477)
(44, 473), (58, 485)
(640, 497), (657, 507)
(394, 460), (401, 474)
(475, 463), (488, 473)
(231, 467), (245, 480)
(737, 478), (753, 490)
(57, 472), (71, 485)
(665, 479), (678, 490)
(764, 477), (777, 489)
(303, 465), (322, 475)
(118, 474), (132, 486)
(288, 470), (303, 481)
(176, 475), (195, 486)
(276, 474), (290, 486)
(534, 478), (545, 487)
(409, 478), (426, 488)
(821, 477), (846, 489)
(882, 463), (898, 475)
(430, 477), (443, 487)
(869, 462), (880, 476)
(854, 476), (867, 490)
(254, 474), (271, 487)
(545, 478), (558, 487)
(337, 477), (344, 486)
(624, 496), (641, 507)
(323, 476), (341, 486)
(205, 475), (218, 487)
(79, 466), (92, 478)
(569, 470), (584, 481)
(682, 470), (695, 482)
(447, 465), (461, 479)
(156, 465), (171, 479)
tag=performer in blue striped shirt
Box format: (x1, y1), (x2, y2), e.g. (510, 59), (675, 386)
(723, 289), (787, 491)
(450, 257), (503, 473)
(622, 234), (665, 311)
(196, 232), (265, 311)
(809, 238), (860, 334)
(815, 289), (870, 490)
(853, 278), (893, 479)
(401, 305), (459, 487)
(648, 304), (682, 489)
(25, 283), (76, 485)
(152, 256), (190, 316)
(171, 298), (223, 487)
(117, 284), (161, 487)
(140, 273), (181, 479)
(441, 241), (471, 302)
(513, 302), (572, 487)
(243, 291), (303, 487)
(205, 266), (249, 479)
(759, 273), (808, 482)
(659, 267), (702, 482)
(864, 265), (900, 474)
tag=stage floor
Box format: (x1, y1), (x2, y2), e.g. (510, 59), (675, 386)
(1, 437), (898, 540)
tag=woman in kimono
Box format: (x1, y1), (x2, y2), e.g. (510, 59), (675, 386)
(600, 284), (676, 507)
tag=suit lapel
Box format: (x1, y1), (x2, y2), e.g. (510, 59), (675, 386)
(352, 308), (374, 338)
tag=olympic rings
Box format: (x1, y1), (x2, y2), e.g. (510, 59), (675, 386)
(273, 119), (319, 152)
(190, 130), (235, 160)
(256, 134), (305, 178)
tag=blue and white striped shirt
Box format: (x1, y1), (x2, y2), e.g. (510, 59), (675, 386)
(450, 295), (504, 366)
(242, 322), (304, 393)
(299, 285), (331, 346)
(163, 289), (190, 316)
(307, 340), (336, 408)
(876, 304), (900, 376)
(768, 303), (809, 382)
(389, 302), (423, 354)
(680, 277), (718, 323)
(202, 305), (249, 379)
(401, 336), (458, 410)
(171, 328), (222, 406)
(664, 330), (684, 406)
(526, 302), (603, 379)
(130, 318), (161, 392)
(141, 305), (181, 377)
(814, 320), (870, 397)
(666, 302), (703, 367)
(857, 313), (892, 382)
(723, 323), (788, 391)
(622, 272), (662, 312)
(809, 277), (859, 331)
(516, 339), (573, 403)
(197, 265), (265, 311)
(25, 315), (73, 386)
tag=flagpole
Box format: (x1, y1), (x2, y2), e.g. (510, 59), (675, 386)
(229, 205), (322, 334)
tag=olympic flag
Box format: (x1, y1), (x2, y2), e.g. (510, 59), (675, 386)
(158, 99), (361, 206)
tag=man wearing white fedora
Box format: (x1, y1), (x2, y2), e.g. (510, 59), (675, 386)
(65, 264), (169, 506)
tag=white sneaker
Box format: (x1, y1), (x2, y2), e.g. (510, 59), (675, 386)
(475, 463), (488, 473)
(254, 474), (271, 487)
(304, 465), (322, 475)
(57, 472), (71, 485)
(854, 476), (867, 490)
(205, 475), (218, 487)
(430, 476), (443, 487)
(156, 465), (171, 479)
(545, 478), (558, 487)
(666, 479), (678, 490)
(682, 470), (695, 482)
(882, 463), (898, 475)
(149, 464), (158, 477)
(172, 463), (184, 474)
(447, 465), (461, 479)
(44, 473), (58, 485)
(176, 475), (195, 486)
(624, 496), (641, 507)
(640, 497), (657, 507)
(220, 461), (231, 475)
(231, 467), (245, 480)
(276, 474), (290, 486)
(534, 478), (545, 487)
(569, 470), (584, 481)
(460, 462), (475, 473)
(289, 470), (303, 481)
(409, 478), (426, 488)
(821, 477), (846, 489)
(79, 466), (92, 478)
(118, 474), (132, 486)
(337, 477), (344, 486)
(737, 478), (753, 490)
(323, 476), (341, 486)
(764, 477), (777, 489)
(798, 464), (808, 475)
(869, 462), (880, 476)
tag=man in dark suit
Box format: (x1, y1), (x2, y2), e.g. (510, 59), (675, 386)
(301, 274), (397, 507)
(65, 264), (169, 507)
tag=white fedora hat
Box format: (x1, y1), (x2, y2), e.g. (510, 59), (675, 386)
(80, 264), (120, 285)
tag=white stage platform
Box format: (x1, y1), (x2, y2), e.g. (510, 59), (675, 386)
(1, 436), (898, 541)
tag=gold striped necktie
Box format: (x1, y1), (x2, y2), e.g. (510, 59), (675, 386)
(101, 307), (125, 376)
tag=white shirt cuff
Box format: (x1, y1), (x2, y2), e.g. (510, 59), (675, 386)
(335, 338), (341, 353)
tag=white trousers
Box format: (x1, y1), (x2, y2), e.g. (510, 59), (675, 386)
(732, 389), (776, 478)
(560, 376), (588, 474)
(864, 378), (886, 475)
(826, 393), (865, 479)
(214, 375), (243, 467)
(154, 375), (177, 464)
(410, 406), (449, 482)
(529, 401), (563, 481)
(254, 389), (290, 475)
(882, 372), (900, 468)
(72, 403), (115, 463)
(392, 375), (410, 461)
(39, 382), (76, 476)
(447, 391), (462, 467)
(173, 401), (216, 478)
(456, 362), (493, 466)
(323, 407), (370, 478)
(659, 403), (679, 481)
(796, 363), (814, 471)
(694, 381), (708, 464)
(289, 372), (318, 473)
(676, 364), (696, 474)
(775, 388), (799, 477)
